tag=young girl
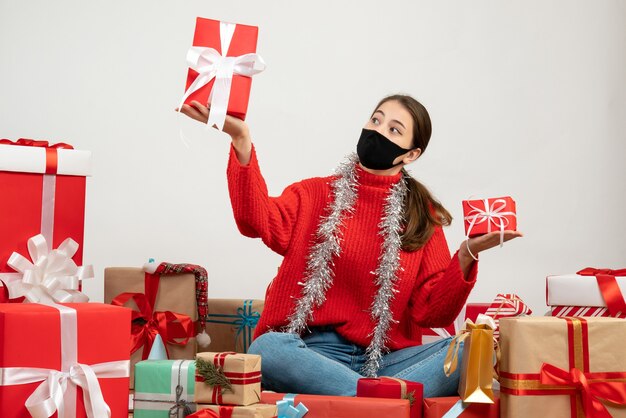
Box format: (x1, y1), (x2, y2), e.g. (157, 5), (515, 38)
(179, 94), (522, 397)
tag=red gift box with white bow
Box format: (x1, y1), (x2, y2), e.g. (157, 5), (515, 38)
(0, 303), (131, 417)
(0, 139), (92, 300)
(179, 17), (265, 130)
(462, 196), (517, 238)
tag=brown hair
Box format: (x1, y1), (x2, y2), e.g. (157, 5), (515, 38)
(372, 94), (453, 251)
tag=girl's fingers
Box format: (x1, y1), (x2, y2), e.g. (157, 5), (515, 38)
(181, 104), (207, 122)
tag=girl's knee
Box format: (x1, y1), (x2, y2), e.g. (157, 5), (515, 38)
(248, 331), (300, 357)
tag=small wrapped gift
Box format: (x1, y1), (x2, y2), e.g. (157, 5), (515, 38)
(422, 303), (491, 344)
(134, 360), (196, 418)
(203, 299), (264, 353)
(462, 196), (516, 240)
(484, 294), (532, 339)
(105, 261), (208, 388)
(423, 395), (499, 418)
(547, 268), (626, 317)
(261, 392), (410, 418)
(357, 377), (423, 418)
(0, 303), (131, 418)
(0, 138), (91, 295)
(179, 17), (266, 130)
(194, 352), (261, 406)
(196, 403), (277, 418)
(499, 316), (626, 417)
(445, 315), (497, 404)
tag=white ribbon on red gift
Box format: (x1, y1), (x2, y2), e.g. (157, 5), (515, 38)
(463, 198), (516, 247)
(0, 304), (130, 418)
(177, 21), (266, 131)
(5, 234), (93, 304)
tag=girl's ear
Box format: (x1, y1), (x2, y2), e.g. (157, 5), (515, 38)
(403, 148), (422, 164)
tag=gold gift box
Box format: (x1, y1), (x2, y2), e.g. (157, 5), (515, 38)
(197, 403), (276, 418)
(104, 267), (198, 388)
(499, 316), (626, 418)
(194, 352), (262, 406)
(202, 299), (264, 353)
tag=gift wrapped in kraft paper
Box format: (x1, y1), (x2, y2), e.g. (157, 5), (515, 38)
(444, 315), (497, 404)
(203, 299), (264, 353)
(499, 316), (626, 418)
(105, 262), (206, 388)
(195, 403), (276, 418)
(194, 352), (261, 406)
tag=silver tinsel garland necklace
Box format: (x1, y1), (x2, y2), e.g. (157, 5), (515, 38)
(284, 153), (409, 377)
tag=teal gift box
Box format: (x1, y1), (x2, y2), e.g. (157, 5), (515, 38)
(134, 359), (196, 418)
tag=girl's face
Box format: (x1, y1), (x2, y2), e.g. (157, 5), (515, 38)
(364, 100), (414, 149)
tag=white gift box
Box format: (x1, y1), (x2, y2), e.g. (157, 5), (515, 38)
(546, 273), (626, 307)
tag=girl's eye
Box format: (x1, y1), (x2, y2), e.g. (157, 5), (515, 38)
(390, 127), (399, 134)
(371, 117), (380, 124)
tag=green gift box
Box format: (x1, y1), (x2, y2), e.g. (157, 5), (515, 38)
(134, 359), (196, 418)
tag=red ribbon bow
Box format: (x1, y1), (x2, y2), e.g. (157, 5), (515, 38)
(577, 268), (626, 316)
(0, 138), (74, 174)
(187, 410), (220, 418)
(111, 291), (194, 359)
(540, 363), (626, 418)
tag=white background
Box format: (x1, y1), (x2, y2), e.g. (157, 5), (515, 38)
(1, 0), (624, 315)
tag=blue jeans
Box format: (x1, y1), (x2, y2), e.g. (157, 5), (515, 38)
(247, 328), (461, 397)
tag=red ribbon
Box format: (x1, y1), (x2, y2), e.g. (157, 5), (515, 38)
(540, 363), (626, 418)
(577, 268), (626, 316)
(187, 410), (220, 418)
(0, 138), (73, 174)
(111, 291), (194, 359)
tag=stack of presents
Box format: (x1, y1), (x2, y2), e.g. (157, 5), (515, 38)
(2, 16), (626, 418)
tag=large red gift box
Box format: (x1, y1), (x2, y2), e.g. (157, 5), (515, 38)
(260, 391), (410, 418)
(422, 303), (490, 344)
(423, 395), (499, 418)
(462, 196), (516, 238)
(0, 139), (91, 283)
(182, 17), (262, 121)
(0, 303), (131, 417)
(357, 377), (423, 418)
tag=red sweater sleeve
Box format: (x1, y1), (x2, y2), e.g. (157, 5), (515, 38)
(226, 144), (302, 256)
(409, 226), (478, 328)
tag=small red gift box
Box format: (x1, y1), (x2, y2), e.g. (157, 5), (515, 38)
(0, 139), (91, 284)
(462, 196), (516, 238)
(0, 303), (131, 417)
(260, 392), (410, 418)
(357, 377), (423, 418)
(423, 395), (500, 418)
(180, 17), (265, 129)
(422, 303), (491, 344)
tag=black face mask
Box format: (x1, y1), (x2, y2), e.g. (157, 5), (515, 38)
(356, 128), (413, 170)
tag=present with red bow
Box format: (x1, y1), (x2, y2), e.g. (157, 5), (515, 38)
(0, 138), (91, 297)
(423, 395), (500, 418)
(194, 352), (261, 406)
(547, 268), (626, 318)
(0, 303), (131, 418)
(499, 316), (626, 418)
(105, 261), (208, 388)
(178, 17), (266, 131)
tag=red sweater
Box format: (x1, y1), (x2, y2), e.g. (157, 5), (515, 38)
(227, 145), (478, 350)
